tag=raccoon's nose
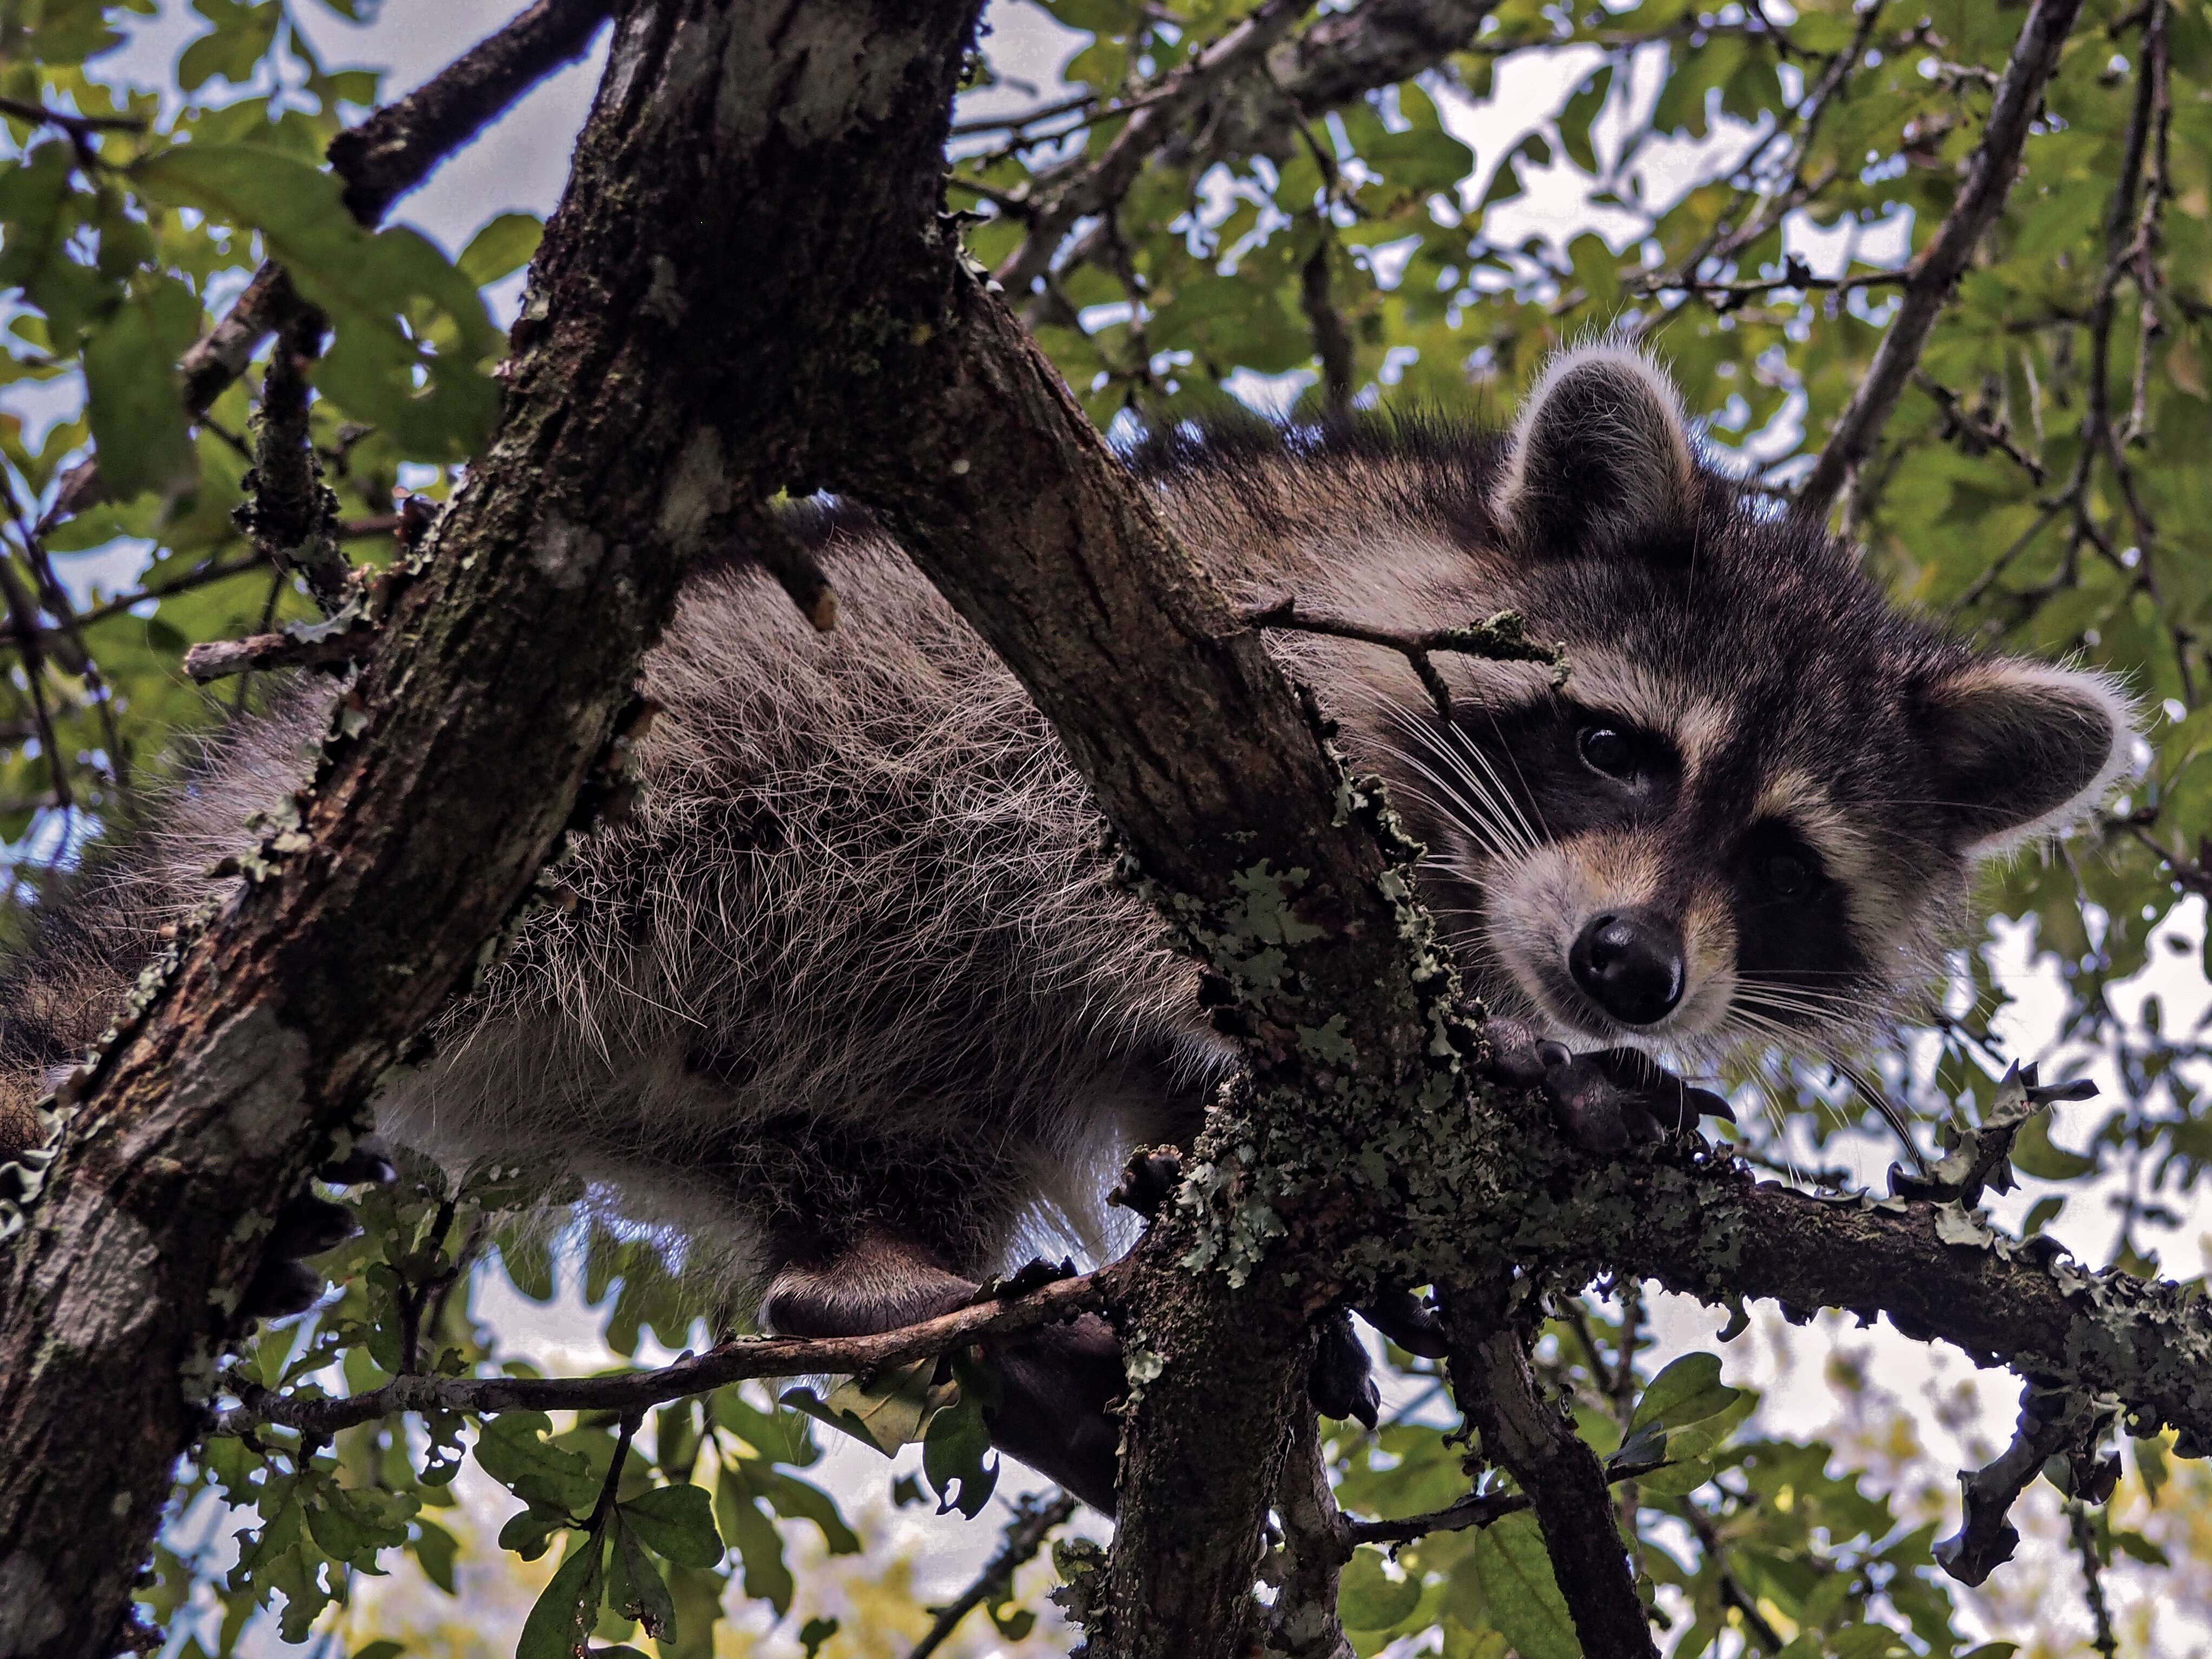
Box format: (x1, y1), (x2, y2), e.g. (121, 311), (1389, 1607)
(1569, 910), (1685, 1026)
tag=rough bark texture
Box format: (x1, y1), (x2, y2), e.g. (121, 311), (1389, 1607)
(0, 4), (984, 1651)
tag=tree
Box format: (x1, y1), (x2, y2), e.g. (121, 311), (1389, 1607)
(3, 0), (2212, 1654)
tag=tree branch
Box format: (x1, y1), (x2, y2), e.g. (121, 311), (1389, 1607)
(210, 1266), (1112, 1440)
(1794, 0), (2086, 521)
(325, 0), (617, 226)
(1444, 1298), (1658, 1658)
(1935, 1384), (2104, 1585)
(181, 624), (377, 684)
(236, 312), (353, 614)
(1265, 1410), (1355, 1659)
(1498, 1142), (2212, 1456)
(0, 6), (991, 1650)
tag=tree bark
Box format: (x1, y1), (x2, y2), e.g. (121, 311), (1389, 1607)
(0, 4), (985, 1651)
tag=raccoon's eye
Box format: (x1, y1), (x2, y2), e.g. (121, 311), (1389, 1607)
(1760, 851), (1814, 900)
(1578, 725), (1636, 779)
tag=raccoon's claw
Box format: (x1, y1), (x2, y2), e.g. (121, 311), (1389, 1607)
(982, 1313), (1126, 1513)
(241, 1193), (361, 1320)
(1308, 1307), (1381, 1429)
(1477, 1016), (1732, 1153)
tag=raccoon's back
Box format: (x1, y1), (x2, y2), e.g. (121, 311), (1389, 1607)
(2, 526), (1217, 1242)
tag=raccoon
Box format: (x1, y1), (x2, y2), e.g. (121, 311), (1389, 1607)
(0, 345), (2134, 1511)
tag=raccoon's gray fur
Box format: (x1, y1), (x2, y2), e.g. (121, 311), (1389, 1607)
(0, 346), (2134, 1503)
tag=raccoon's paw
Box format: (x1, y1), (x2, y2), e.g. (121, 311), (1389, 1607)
(982, 1313), (1126, 1514)
(1358, 1284), (1450, 1359)
(1309, 1306), (1381, 1430)
(1477, 1016), (1732, 1153)
(239, 1141), (391, 1321)
(240, 1195), (359, 1319)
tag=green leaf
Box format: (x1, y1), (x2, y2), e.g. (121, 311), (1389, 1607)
(517, 1532), (606, 1659)
(610, 1514), (681, 1642)
(798, 1616), (840, 1658)
(411, 1517), (458, 1595)
(130, 143), (501, 455)
(622, 1482), (724, 1569)
(1338, 1546), (1422, 1631)
(2008, 1106), (2097, 1180)
(1629, 1351), (1741, 1435)
(498, 1503), (571, 1563)
(302, 1478), (417, 1568)
(474, 1411), (601, 1515)
(82, 276), (202, 501)
(718, 1489), (795, 1616)
(756, 1468), (861, 1554)
(922, 1387), (998, 1518)
(1467, 1513), (1578, 1659)
(459, 211), (544, 287)
(783, 1358), (957, 1456)
(177, 0), (281, 91)
(352, 1643), (406, 1659)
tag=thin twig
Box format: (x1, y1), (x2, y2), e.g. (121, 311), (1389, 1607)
(1245, 593), (1568, 721)
(994, 0), (1314, 295)
(1795, 0), (2088, 521)
(237, 314), (353, 614)
(210, 1264), (1114, 1441)
(909, 1490), (1079, 1659)
(1685, 1507), (1786, 1654)
(2072, 1499), (2120, 1659)
(183, 624), (377, 685)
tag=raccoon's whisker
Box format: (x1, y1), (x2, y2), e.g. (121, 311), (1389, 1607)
(1732, 997), (1924, 1171)
(1468, 713), (1551, 847)
(1382, 705), (1539, 858)
(1382, 740), (1534, 862)
(1438, 716), (1546, 852)
(1391, 768), (1527, 863)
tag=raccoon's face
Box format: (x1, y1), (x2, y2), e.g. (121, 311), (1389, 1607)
(1375, 346), (2136, 1068)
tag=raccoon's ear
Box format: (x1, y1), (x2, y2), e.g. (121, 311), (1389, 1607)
(1922, 660), (2137, 854)
(1492, 343), (1700, 556)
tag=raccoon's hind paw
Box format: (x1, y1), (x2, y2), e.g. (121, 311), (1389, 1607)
(1308, 1307), (1381, 1430)
(982, 1313), (1126, 1513)
(1476, 1016), (1732, 1153)
(240, 1191), (365, 1320)
(241, 1138), (391, 1319)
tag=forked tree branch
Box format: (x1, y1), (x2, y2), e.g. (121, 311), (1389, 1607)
(1794, 0), (2086, 521)
(0, 7), (991, 1651)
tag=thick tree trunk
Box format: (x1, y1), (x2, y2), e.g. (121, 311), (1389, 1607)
(0, 5), (982, 1651)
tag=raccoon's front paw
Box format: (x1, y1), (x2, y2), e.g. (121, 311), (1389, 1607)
(1477, 1015), (1732, 1153)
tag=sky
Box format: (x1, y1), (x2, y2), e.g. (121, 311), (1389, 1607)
(37, 1), (2212, 1654)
